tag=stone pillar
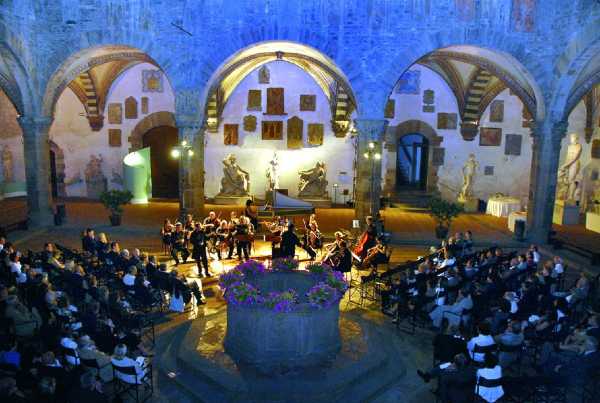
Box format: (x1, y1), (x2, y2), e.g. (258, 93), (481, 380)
(353, 118), (387, 223)
(526, 119), (567, 244)
(176, 116), (205, 219)
(18, 116), (54, 227)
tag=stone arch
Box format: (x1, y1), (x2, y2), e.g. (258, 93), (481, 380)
(48, 140), (65, 198)
(128, 111), (176, 152)
(378, 40), (546, 122)
(42, 45), (170, 118)
(200, 41), (359, 134)
(384, 120), (443, 195)
(550, 16), (600, 120)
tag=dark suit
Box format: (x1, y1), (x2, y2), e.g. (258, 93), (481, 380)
(433, 334), (468, 364)
(281, 230), (301, 258)
(440, 366), (476, 403)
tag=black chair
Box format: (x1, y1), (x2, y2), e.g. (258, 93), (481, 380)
(475, 376), (503, 402)
(112, 360), (153, 403)
(80, 357), (110, 380)
(498, 342), (524, 375)
(472, 343), (497, 364)
(61, 346), (80, 366)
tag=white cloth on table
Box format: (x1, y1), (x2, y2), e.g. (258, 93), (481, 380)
(486, 197), (522, 218)
(476, 365), (504, 402)
(507, 211), (527, 232)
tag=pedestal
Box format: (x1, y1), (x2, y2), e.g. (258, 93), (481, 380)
(213, 195), (252, 205)
(553, 200), (580, 225)
(458, 197), (478, 213)
(299, 197), (331, 208)
(585, 212), (600, 234)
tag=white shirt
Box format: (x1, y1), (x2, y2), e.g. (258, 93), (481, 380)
(468, 334), (495, 362)
(61, 337), (80, 365)
(111, 356), (147, 384)
(476, 365), (504, 402)
(9, 261), (21, 274)
(123, 274), (136, 286)
(553, 263), (564, 276)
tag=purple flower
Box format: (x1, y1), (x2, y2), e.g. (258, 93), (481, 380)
(271, 257), (299, 272)
(326, 270), (349, 294)
(306, 262), (332, 278)
(306, 283), (341, 309)
(263, 289), (298, 313)
(218, 268), (243, 290)
(235, 260), (267, 277)
(225, 282), (263, 306)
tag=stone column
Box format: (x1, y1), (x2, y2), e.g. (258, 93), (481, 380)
(526, 119), (567, 244)
(18, 116), (54, 227)
(176, 116), (205, 219)
(353, 118), (387, 223)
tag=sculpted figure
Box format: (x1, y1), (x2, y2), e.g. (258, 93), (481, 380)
(458, 154), (479, 200)
(84, 154), (107, 198)
(266, 152), (280, 192)
(298, 161), (328, 198)
(219, 154), (250, 196)
(557, 133), (582, 201)
(1, 146), (13, 183)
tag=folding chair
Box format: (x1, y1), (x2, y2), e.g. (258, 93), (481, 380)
(112, 361), (153, 403)
(81, 357), (110, 380)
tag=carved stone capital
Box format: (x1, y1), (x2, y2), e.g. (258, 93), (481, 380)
(459, 121), (478, 141)
(18, 116), (53, 137)
(353, 118), (387, 141)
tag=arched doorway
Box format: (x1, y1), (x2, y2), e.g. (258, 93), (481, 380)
(142, 126), (179, 199)
(396, 133), (429, 191)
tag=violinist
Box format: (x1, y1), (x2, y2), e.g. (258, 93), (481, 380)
(170, 222), (190, 266)
(234, 216), (253, 261)
(354, 216), (378, 261)
(215, 220), (230, 260)
(226, 219), (238, 259)
(189, 222), (210, 277)
(362, 236), (389, 270)
(267, 217), (285, 258)
(323, 231), (345, 256)
(244, 199), (259, 231)
(160, 220), (174, 253)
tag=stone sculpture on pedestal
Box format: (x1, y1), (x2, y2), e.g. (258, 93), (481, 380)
(1, 146), (13, 183)
(84, 154), (107, 199)
(218, 154), (250, 196)
(557, 133), (582, 202)
(457, 153), (479, 212)
(298, 161), (328, 198)
(266, 152), (280, 192)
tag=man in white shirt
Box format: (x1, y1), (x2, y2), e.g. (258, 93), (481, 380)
(467, 322), (496, 363)
(111, 344), (149, 385)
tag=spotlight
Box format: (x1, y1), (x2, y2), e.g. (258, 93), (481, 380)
(181, 140), (188, 146)
(188, 149), (194, 157)
(171, 149), (181, 159)
(374, 153), (381, 160)
(368, 142), (375, 149)
(363, 152), (369, 159)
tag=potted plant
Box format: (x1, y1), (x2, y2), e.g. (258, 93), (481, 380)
(428, 197), (463, 239)
(99, 189), (133, 226)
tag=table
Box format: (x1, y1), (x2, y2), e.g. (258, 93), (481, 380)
(507, 211), (527, 232)
(486, 197), (522, 218)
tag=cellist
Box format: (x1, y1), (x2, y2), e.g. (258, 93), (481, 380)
(353, 216), (378, 261)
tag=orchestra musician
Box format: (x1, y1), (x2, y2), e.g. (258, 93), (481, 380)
(354, 216), (378, 261)
(170, 222), (190, 266)
(324, 240), (352, 273)
(160, 219), (174, 253)
(226, 219), (238, 259)
(303, 219), (322, 256)
(234, 216), (253, 261)
(202, 211), (221, 258)
(281, 223), (314, 259)
(189, 222), (210, 277)
(244, 199), (259, 231)
(362, 236), (389, 269)
(267, 217), (285, 258)
(215, 220), (230, 260)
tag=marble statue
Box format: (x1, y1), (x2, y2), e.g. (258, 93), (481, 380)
(557, 133), (582, 202)
(266, 152), (280, 192)
(219, 154), (250, 196)
(458, 153), (479, 200)
(1, 145), (13, 183)
(84, 154), (107, 198)
(298, 161), (328, 198)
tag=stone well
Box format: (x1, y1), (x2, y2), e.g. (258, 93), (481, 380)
(224, 271), (341, 372)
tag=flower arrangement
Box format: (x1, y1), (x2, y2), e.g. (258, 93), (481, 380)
(218, 268), (243, 290)
(305, 262), (332, 278)
(225, 282), (263, 306)
(263, 289), (298, 313)
(271, 257), (299, 272)
(237, 259), (267, 277)
(307, 283), (340, 309)
(325, 270), (349, 294)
